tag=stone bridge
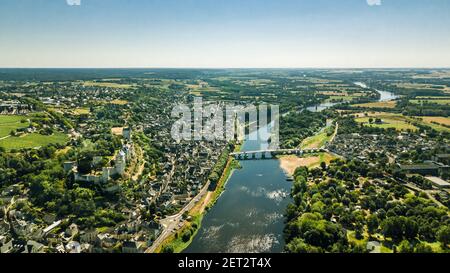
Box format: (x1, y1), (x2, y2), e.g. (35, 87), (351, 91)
(230, 148), (329, 160)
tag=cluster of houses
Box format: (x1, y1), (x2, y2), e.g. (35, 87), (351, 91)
(1, 81), (233, 253)
(147, 138), (225, 210)
(135, 100), (228, 213)
(328, 132), (450, 189)
(0, 216), (161, 253)
(398, 154), (450, 189)
(0, 100), (32, 115)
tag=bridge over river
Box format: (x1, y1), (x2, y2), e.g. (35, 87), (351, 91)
(230, 148), (329, 160)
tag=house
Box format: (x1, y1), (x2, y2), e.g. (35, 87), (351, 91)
(23, 240), (45, 253)
(0, 240), (13, 253)
(65, 223), (79, 237)
(122, 241), (140, 253)
(66, 241), (82, 253)
(433, 154), (450, 165)
(43, 220), (62, 235)
(123, 127), (132, 141)
(424, 176), (450, 189)
(63, 161), (76, 172)
(80, 230), (98, 244)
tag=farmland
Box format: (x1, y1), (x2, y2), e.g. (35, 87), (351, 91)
(0, 115), (29, 138)
(0, 132), (68, 151)
(352, 112), (450, 132)
(410, 99), (450, 105)
(83, 81), (135, 89)
(352, 101), (397, 109)
(355, 114), (418, 131)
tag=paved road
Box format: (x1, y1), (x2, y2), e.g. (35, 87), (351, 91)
(145, 181), (210, 253)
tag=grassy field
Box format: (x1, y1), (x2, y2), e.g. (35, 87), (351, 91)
(418, 116), (450, 126)
(109, 99), (129, 105)
(352, 101), (397, 109)
(0, 132), (68, 151)
(355, 116), (417, 131)
(0, 115), (29, 138)
(73, 108), (90, 115)
(416, 96), (450, 100)
(353, 112), (450, 132)
(325, 95), (359, 102)
(310, 153), (336, 169)
(301, 131), (332, 149)
(83, 81), (135, 89)
(395, 82), (450, 92)
(410, 99), (450, 105)
(412, 116), (450, 132)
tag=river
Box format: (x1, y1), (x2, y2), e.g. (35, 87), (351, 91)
(185, 82), (397, 253)
(307, 82), (398, 112)
(184, 123), (292, 253)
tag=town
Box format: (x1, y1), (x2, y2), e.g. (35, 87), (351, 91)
(0, 68), (449, 254)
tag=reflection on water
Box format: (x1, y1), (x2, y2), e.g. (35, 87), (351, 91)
(354, 81), (399, 101)
(184, 123), (292, 253)
(376, 89), (398, 102)
(306, 102), (339, 112)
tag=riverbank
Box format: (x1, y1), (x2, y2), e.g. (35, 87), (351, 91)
(278, 153), (336, 175)
(155, 143), (242, 253)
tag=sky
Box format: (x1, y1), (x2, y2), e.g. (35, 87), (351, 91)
(0, 0), (449, 68)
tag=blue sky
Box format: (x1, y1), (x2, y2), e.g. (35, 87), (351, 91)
(1, 0), (449, 68)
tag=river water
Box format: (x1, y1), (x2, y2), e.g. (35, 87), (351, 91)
(354, 81), (399, 102)
(185, 82), (397, 253)
(307, 82), (398, 112)
(184, 124), (292, 253)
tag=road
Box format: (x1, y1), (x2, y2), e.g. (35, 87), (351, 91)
(145, 180), (211, 253)
(327, 121), (339, 146)
(403, 181), (445, 208)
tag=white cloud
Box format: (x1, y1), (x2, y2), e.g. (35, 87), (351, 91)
(66, 0), (81, 6)
(367, 0), (382, 6)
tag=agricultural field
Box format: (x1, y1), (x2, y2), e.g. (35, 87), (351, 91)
(418, 116), (450, 126)
(352, 101), (397, 109)
(83, 81), (135, 89)
(325, 95), (358, 102)
(395, 82), (450, 92)
(353, 112), (450, 132)
(73, 108), (91, 115)
(0, 115), (30, 138)
(187, 81), (221, 96)
(409, 99), (450, 105)
(0, 132), (68, 151)
(411, 70), (450, 79)
(109, 99), (129, 105)
(355, 114), (417, 131)
(412, 116), (450, 132)
(416, 96), (450, 99)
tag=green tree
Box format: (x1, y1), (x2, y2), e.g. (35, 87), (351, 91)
(437, 226), (450, 248)
(414, 242), (433, 253)
(398, 240), (413, 253)
(367, 214), (379, 235)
